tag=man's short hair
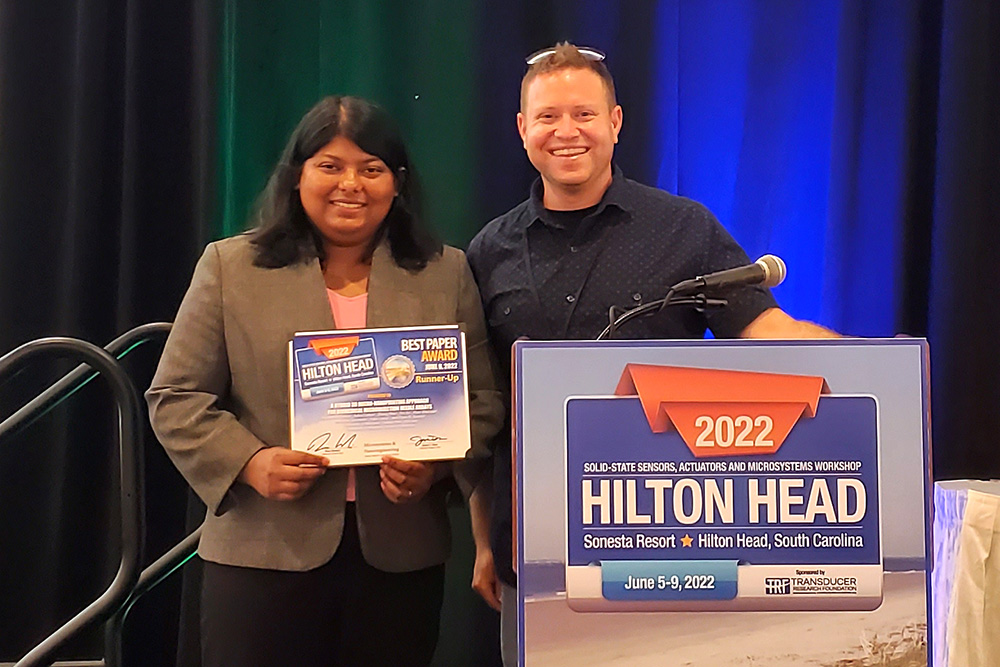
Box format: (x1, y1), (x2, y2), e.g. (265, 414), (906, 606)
(520, 42), (617, 111)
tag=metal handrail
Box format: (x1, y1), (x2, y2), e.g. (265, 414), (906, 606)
(0, 338), (144, 667)
(0, 323), (172, 442)
(1, 521), (203, 667)
(1, 322), (202, 667)
(101, 525), (203, 667)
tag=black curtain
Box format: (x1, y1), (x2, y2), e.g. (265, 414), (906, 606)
(0, 0), (216, 663)
(927, 0), (1000, 481)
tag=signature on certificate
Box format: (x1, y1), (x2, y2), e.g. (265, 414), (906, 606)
(411, 434), (447, 448)
(307, 432), (357, 454)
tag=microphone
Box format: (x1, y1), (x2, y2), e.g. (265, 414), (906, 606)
(670, 254), (786, 294)
(597, 254), (786, 340)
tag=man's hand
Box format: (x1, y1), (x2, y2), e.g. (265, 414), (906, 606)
(468, 485), (502, 610)
(238, 447), (328, 500)
(380, 456), (436, 504)
(472, 542), (502, 611)
(740, 307), (840, 339)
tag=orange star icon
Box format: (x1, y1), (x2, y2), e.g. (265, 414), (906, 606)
(681, 534), (694, 548)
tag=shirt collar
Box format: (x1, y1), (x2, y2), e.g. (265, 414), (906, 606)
(524, 164), (631, 230)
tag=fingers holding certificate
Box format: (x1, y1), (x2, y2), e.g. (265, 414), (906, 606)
(237, 447), (329, 501)
(380, 455), (436, 503)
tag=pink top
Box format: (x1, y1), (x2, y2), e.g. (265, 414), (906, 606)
(327, 290), (368, 332)
(326, 289), (368, 502)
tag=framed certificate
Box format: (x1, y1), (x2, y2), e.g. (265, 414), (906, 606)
(289, 325), (471, 465)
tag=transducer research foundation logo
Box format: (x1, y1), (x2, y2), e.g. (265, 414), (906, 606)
(765, 578), (793, 595)
(764, 569), (859, 595)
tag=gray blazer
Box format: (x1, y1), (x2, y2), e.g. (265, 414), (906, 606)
(146, 234), (504, 572)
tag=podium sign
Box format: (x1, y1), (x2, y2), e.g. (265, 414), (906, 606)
(514, 340), (930, 666)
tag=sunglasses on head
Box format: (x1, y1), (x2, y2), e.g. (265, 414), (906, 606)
(525, 46), (606, 66)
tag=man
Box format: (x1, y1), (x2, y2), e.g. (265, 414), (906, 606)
(466, 42), (836, 665)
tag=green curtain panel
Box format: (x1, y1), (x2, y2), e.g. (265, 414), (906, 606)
(216, 0), (481, 246)
(213, 3), (498, 665)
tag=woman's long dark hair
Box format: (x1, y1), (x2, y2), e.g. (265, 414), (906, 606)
(250, 96), (441, 271)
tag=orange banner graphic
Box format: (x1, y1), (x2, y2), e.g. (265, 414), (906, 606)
(614, 364), (829, 457)
(308, 336), (360, 360)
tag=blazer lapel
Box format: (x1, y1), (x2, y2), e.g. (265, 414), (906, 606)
(267, 256), (336, 334)
(367, 241), (403, 328)
(364, 242), (449, 329)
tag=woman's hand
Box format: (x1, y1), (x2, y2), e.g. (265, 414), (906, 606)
(238, 447), (328, 500)
(380, 456), (435, 504)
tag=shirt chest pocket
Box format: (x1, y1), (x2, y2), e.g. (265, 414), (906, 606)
(486, 287), (548, 350)
(487, 288), (533, 324)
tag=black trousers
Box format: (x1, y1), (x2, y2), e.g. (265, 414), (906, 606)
(201, 504), (445, 667)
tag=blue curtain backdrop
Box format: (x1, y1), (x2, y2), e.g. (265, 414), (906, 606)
(473, 0), (994, 485)
(476, 0), (930, 335)
(651, 2), (917, 336)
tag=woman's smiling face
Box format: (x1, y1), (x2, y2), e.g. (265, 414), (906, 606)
(298, 135), (397, 250)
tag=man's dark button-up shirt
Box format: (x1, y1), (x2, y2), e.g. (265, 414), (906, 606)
(466, 167), (777, 585)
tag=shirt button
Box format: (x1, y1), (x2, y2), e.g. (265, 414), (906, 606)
(566, 295), (576, 303)
(632, 293), (642, 302)
(503, 306), (511, 315)
(570, 245), (579, 253)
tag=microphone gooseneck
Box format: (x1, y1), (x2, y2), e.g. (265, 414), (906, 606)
(596, 254), (787, 340)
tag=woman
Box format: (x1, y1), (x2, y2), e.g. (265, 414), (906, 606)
(146, 96), (503, 666)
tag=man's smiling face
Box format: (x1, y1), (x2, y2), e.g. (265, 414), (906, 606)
(517, 67), (622, 209)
